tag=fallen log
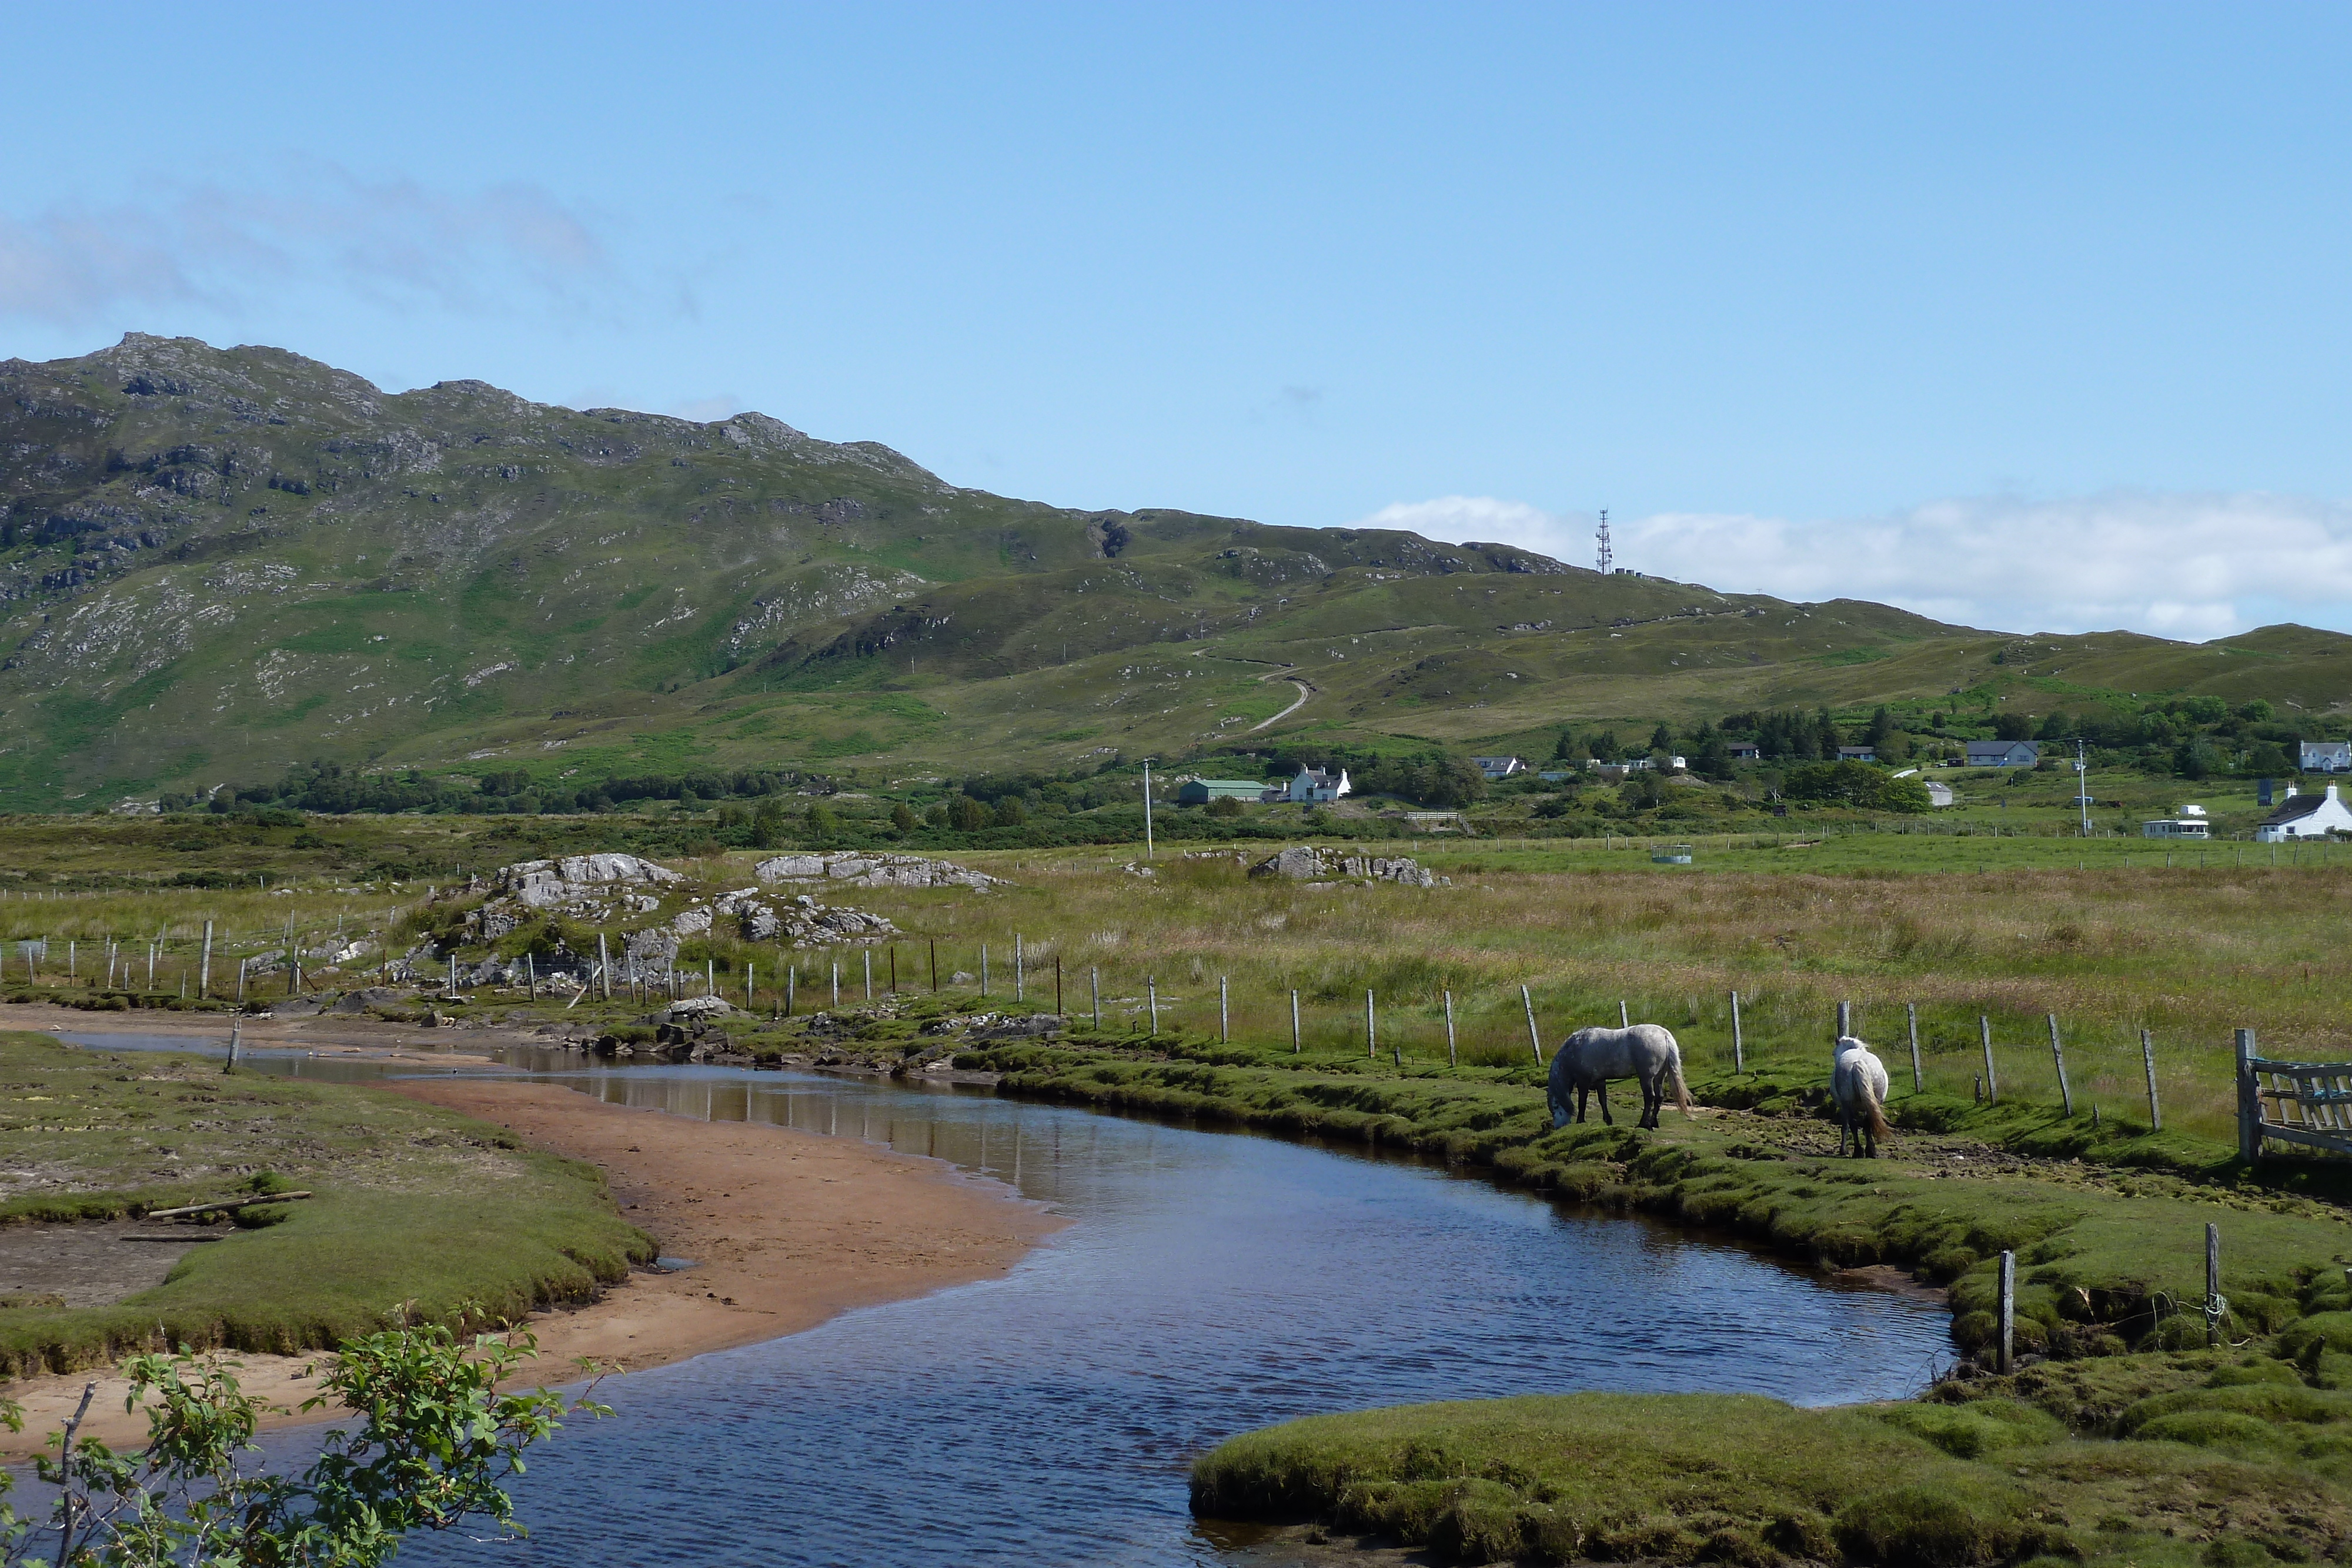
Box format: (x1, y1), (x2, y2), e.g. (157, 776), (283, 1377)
(141, 1191), (313, 1221)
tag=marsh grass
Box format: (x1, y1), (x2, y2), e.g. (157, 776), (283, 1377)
(1189, 1374), (2352, 1567)
(0, 1032), (649, 1376)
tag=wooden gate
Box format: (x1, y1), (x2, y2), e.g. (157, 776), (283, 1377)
(2237, 1028), (2352, 1161)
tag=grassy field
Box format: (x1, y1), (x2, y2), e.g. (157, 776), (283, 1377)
(3, 807), (2350, 1145)
(0, 1031), (650, 1379)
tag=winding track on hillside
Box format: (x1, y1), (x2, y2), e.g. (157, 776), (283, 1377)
(1250, 676), (1315, 731)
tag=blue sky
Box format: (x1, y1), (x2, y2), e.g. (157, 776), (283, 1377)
(6, 3), (2351, 639)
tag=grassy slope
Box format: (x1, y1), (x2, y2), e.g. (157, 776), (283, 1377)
(0, 1031), (650, 1378)
(9, 335), (2352, 808)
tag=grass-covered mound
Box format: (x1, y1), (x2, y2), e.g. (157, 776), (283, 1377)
(0, 1031), (652, 1377)
(1194, 1356), (2352, 1566)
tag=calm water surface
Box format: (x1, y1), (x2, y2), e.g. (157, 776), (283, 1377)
(58, 1033), (1951, 1565)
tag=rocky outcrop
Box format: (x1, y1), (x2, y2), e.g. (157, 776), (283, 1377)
(495, 854), (683, 909)
(753, 852), (1003, 890)
(1248, 846), (1444, 887)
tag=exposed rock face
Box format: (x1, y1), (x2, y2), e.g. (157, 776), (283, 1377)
(667, 995), (733, 1022)
(496, 854), (683, 909)
(753, 852), (1003, 890)
(1247, 846), (1443, 887)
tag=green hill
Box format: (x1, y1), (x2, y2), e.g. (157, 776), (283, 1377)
(4, 332), (2350, 811)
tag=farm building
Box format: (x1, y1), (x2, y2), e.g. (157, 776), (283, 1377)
(1278, 766), (1351, 803)
(2301, 741), (2351, 773)
(1965, 740), (2040, 768)
(2255, 783), (2352, 842)
(1473, 755), (1526, 779)
(1836, 745), (1877, 762)
(1726, 742), (1762, 761)
(1177, 778), (1268, 805)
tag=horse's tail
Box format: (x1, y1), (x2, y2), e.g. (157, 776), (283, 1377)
(1670, 1043), (1692, 1114)
(1856, 1067), (1891, 1140)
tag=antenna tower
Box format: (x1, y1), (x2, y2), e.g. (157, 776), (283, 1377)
(1595, 509), (1613, 574)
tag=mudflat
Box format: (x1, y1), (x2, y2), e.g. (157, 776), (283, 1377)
(1, 1071), (1061, 1456)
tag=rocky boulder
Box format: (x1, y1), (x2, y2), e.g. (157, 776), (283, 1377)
(496, 854), (683, 909)
(754, 852), (1003, 890)
(1248, 847), (1444, 887)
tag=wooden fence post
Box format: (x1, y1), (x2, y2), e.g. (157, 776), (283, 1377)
(1836, 998), (1850, 1039)
(1618, 999), (1629, 1028)
(2206, 1222), (2223, 1348)
(930, 938), (938, 994)
(1290, 989), (1301, 1054)
(2141, 1030), (2161, 1132)
(1220, 977), (1229, 1043)
(1445, 990), (1458, 1068)
(1906, 1003), (1922, 1093)
(890, 947), (897, 995)
(2047, 1014), (2073, 1115)
(2236, 1028), (2259, 1164)
(864, 949), (874, 1001)
(1148, 976), (1158, 1034)
(831, 961), (840, 1008)
(199, 921), (213, 999)
(1729, 990), (1744, 1072)
(1997, 1251), (2016, 1373)
(1091, 966), (1102, 1029)
(1365, 989), (1376, 1059)
(1055, 955), (1063, 1017)
(981, 944), (990, 998)
(787, 965), (795, 1017)
(1014, 934), (1024, 1003)
(746, 961), (755, 1011)
(1980, 1015), (1998, 1105)
(1524, 986), (1542, 1061)
(598, 934), (610, 1001)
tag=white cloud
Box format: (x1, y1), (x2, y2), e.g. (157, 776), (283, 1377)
(667, 394), (741, 423)
(0, 165), (614, 326)
(1355, 490), (2352, 642)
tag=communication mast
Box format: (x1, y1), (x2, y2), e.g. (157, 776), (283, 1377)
(1596, 508), (1613, 574)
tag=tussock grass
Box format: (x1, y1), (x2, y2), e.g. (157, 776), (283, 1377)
(0, 1032), (650, 1378)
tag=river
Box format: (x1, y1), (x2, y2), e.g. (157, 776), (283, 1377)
(56, 1035), (1951, 1565)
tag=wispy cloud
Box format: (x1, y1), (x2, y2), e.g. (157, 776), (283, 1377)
(667, 394), (741, 423)
(0, 165), (616, 326)
(1352, 491), (2352, 642)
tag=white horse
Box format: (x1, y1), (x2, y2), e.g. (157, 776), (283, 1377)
(1831, 1034), (1892, 1158)
(1547, 1024), (1691, 1130)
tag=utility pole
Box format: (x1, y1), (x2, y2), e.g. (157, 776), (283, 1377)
(2075, 737), (2092, 838)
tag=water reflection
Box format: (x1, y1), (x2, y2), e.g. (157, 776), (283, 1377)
(58, 1033), (1953, 1566)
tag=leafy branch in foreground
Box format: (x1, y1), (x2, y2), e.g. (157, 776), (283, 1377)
(0, 1320), (605, 1567)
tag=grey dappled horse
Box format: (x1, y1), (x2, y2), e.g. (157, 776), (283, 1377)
(1546, 1023), (1692, 1131)
(1830, 1034), (1893, 1158)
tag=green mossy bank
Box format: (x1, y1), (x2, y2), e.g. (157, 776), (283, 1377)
(0, 1032), (652, 1378)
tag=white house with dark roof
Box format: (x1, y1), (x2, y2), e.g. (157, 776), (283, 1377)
(1472, 755), (1526, 780)
(1281, 765), (1351, 803)
(2301, 741), (2351, 774)
(1965, 740), (2040, 768)
(2255, 783), (2352, 842)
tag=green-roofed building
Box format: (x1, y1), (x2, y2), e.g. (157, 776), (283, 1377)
(1178, 778), (1271, 804)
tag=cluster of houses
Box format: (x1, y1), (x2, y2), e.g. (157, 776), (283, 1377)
(1178, 735), (2352, 841)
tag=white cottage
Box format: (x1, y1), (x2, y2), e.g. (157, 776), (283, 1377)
(2255, 783), (2352, 842)
(1281, 765), (1351, 804)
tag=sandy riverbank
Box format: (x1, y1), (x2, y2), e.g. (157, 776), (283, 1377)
(2, 1021), (1062, 1456)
